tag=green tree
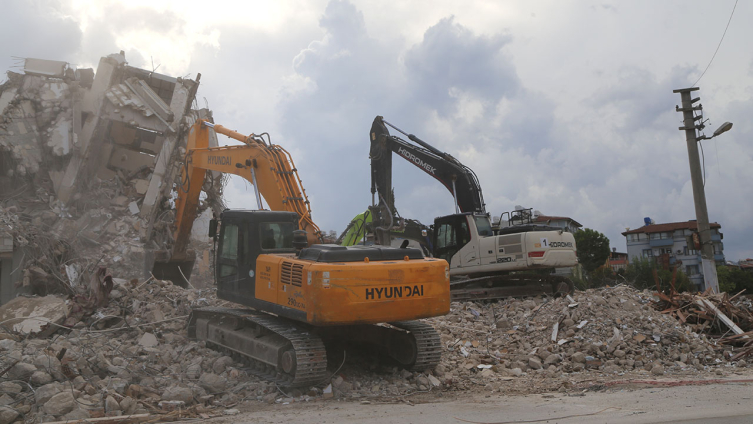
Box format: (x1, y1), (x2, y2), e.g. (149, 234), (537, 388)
(717, 265), (753, 294)
(624, 258), (691, 292)
(573, 228), (611, 273)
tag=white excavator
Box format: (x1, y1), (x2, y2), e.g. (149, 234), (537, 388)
(339, 116), (578, 300)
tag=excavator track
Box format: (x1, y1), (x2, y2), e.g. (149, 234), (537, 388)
(322, 320), (442, 371)
(389, 321), (443, 371)
(187, 307), (327, 387)
(450, 274), (574, 301)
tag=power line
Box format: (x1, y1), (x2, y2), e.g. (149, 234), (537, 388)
(692, 0), (738, 86)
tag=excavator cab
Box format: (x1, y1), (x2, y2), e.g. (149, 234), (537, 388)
(432, 214), (472, 263)
(214, 210), (299, 308)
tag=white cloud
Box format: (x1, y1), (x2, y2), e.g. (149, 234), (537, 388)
(4, 0), (753, 261)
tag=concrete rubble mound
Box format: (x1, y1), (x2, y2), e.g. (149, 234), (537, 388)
(0, 280), (298, 422)
(430, 286), (739, 389)
(6, 278), (752, 421)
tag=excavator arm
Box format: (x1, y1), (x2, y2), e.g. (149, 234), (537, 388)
(367, 116), (485, 246)
(370, 116), (485, 215)
(168, 119), (323, 264)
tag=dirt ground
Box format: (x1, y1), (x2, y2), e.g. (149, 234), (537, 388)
(204, 371), (753, 424)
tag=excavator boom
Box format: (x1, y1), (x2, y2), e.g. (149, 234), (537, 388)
(153, 120), (323, 284)
(370, 116), (485, 215)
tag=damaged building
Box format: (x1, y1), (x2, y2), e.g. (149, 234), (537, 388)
(0, 52), (223, 304)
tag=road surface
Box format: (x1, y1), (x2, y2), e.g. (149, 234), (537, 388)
(206, 377), (753, 424)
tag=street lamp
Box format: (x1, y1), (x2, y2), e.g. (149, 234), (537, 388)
(698, 122), (733, 140)
(674, 88), (732, 293)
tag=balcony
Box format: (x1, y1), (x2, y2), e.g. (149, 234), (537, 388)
(649, 239), (674, 247)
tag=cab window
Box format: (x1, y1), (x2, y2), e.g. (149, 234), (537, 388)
(219, 223), (239, 277)
(474, 215), (494, 237)
(260, 222), (296, 250)
(458, 219), (470, 245)
(435, 222), (456, 249)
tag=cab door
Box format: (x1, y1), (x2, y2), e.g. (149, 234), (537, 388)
(433, 215), (474, 269)
(216, 219), (256, 301)
(216, 219), (241, 297)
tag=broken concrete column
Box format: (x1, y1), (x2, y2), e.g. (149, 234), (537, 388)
(57, 54), (123, 203)
(0, 230), (24, 305)
(140, 78), (197, 221)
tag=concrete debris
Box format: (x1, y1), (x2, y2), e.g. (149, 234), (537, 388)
(23, 58), (68, 78)
(138, 332), (158, 348)
(42, 391), (75, 416)
(0, 295), (67, 337)
(410, 285), (753, 396)
(0, 406), (19, 424)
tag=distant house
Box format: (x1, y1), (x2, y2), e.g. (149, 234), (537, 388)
(622, 220), (724, 290)
(533, 214), (582, 233)
(738, 259), (753, 273)
(607, 248), (629, 272)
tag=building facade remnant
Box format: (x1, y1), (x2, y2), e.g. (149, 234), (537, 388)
(0, 52), (222, 303)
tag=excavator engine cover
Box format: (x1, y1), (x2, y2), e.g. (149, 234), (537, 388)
(298, 244), (424, 262)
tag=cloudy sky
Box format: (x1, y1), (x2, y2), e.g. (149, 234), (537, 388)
(3, 0), (752, 260)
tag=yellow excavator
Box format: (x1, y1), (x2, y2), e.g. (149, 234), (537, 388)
(153, 119), (450, 387)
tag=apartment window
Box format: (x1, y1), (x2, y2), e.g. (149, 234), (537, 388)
(642, 249), (653, 258)
(628, 233), (648, 242)
(650, 232), (672, 240)
(714, 244), (723, 255)
(686, 264), (700, 276)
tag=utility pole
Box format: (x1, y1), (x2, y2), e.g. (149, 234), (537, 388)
(673, 87), (719, 293)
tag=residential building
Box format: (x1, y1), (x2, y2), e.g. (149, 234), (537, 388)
(622, 220), (724, 290)
(738, 259), (753, 273)
(607, 248), (629, 272)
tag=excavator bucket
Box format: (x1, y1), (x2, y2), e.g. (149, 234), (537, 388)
(149, 249), (196, 288)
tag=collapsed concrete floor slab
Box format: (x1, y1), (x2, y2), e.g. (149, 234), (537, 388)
(0, 295), (67, 338)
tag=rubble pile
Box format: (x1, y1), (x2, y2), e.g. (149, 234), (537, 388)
(654, 290), (753, 361)
(427, 286), (747, 392)
(1, 285), (752, 420)
(0, 281), (293, 423)
(1, 180), (157, 296)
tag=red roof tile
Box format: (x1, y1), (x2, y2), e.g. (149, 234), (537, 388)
(622, 220), (721, 236)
